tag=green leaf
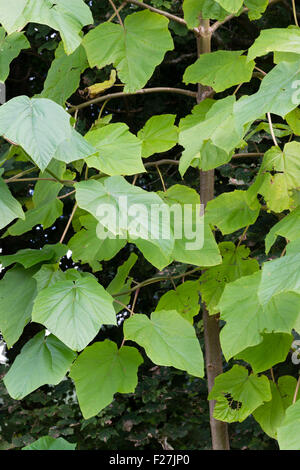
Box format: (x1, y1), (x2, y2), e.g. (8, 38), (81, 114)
(0, 176), (24, 229)
(0, 243), (66, 268)
(69, 340), (143, 419)
(68, 214), (126, 270)
(32, 275), (117, 351)
(286, 107), (300, 135)
(234, 59), (300, 125)
(0, 266), (36, 348)
(137, 114), (178, 158)
(245, 0), (268, 20)
(85, 123), (144, 176)
(33, 264), (65, 292)
(184, 50), (254, 93)
(206, 190), (260, 235)
(75, 177), (174, 270)
(248, 28), (300, 61)
(277, 399), (300, 449)
(179, 97), (241, 176)
(0, 27), (30, 82)
(107, 253), (138, 313)
(159, 184), (221, 267)
(83, 10), (173, 93)
(253, 375), (297, 439)
(38, 42), (88, 106)
(208, 364), (271, 422)
(0, 96), (90, 170)
(236, 333), (293, 373)
(258, 252), (300, 305)
(215, 0), (243, 13)
(0, 0), (93, 54)
(199, 241), (259, 314)
(155, 280), (200, 324)
(219, 271), (300, 359)
(124, 310), (204, 377)
(23, 436), (76, 451)
(4, 331), (76, 399)
(265, 206), (300, 253)
(183, 0), (230, 27)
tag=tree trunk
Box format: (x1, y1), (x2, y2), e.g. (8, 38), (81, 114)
(197, 19), (230, 451)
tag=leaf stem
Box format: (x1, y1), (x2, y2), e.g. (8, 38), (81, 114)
(267, 112), (279, 147)
(293, 374), (300, 404)
(59, 202), (78, 244)
(292, 0), (299, 26)
(108, 0), (124, 26)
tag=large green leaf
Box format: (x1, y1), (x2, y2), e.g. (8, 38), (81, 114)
(199, 242), (259, 314)
(0, 0), (93, 54)
(184, 50), (254, 93)
(85, 123), (144, 176)
(32, 274), (117, 351)
(0, 96), (91, 170)
(253, 375), (297, 439)
(0, 266), (36, 348)
(219, 271), (300, 359)
(70, 340), (143, 419)
(124, 310), (204, 377)
(4, 331), (76, 399)
(0, 176), (24, 229)
(208, 365), (271, 422)
(155, 280), (200, 324)
(38, 42), (88, 105)
(0, 27), (30, 82)
(277, 399), (300, 449)
(75, 177), (174, 270)
(137, 114), (178, 158)
(248, 28), (300, 61)
(23, 436), (76, 450)
(236, 333), (293, 373)
(83, 10), (173, 93)
(206, 190), (260, 235)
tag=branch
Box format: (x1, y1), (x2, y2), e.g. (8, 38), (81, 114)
(68, 87), (197, 113)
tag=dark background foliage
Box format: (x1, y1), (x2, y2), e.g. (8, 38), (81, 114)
(0, 0), (298, 450)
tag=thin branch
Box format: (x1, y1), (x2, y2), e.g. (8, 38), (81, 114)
(57, 189), (77, 200)
(59, 202), (78, 244)
(232, 152), (264, 158)
(4, 166), (37, 182)
(5, 177), (75, 184)
(68, 87), (197, 113)
(120, 287), (140, 348)
(108, 1), (127, 22)
(108, 0), (124, 26)
(113, 267), (201, 298)
(144, 159), (179, 167)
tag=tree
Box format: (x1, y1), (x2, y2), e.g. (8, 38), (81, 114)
(0, 0), (300, 451)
